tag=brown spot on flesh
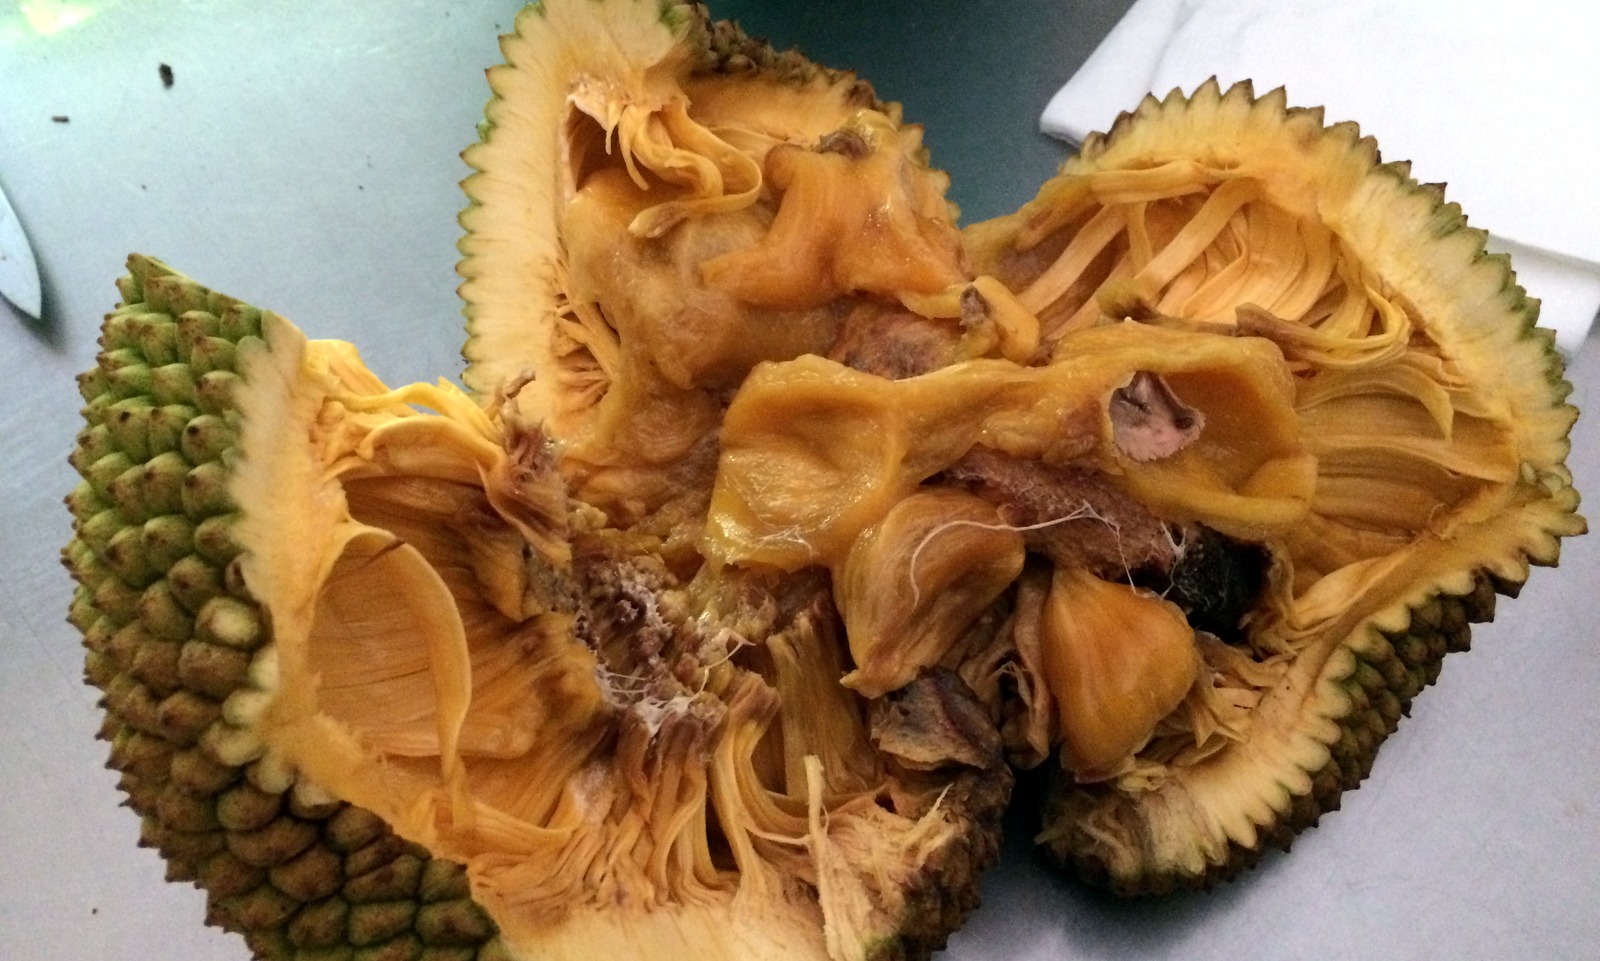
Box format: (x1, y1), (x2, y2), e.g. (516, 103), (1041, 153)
(957, 286), (989, 328)
(869, 669), (1003, 771)
(570, 546), (687, 704)
(816, 128), (871, 159)
(941, 446), (1179, 579)
(1109, 371), (1204, 462)
(827, 307), (959, 380)
(1147, 526), (1268, 643)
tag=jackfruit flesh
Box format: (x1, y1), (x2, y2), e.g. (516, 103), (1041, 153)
(460, 9), (1581, 894)
(64, 1), (1584, 959)
(458, 4), (963, 525)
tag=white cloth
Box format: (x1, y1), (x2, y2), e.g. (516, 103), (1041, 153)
(1041, 0), (1600, 354)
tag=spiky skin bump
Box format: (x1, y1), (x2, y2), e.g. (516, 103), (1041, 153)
(693, 6), (882, 110)
(65, 255), (507, 961)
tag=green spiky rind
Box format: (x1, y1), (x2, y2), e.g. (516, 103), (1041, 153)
(66, 255), (504, 961)
(1033, 80), (1584, 893)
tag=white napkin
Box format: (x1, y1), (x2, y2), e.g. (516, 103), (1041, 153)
(1041, 0), (1600, 354)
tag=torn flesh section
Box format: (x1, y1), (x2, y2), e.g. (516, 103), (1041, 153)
(827, 306), (960, 381)
(939, 446), (1268, 643)
(869, 669), (1004, 771)
(702, 327), (1313, 798)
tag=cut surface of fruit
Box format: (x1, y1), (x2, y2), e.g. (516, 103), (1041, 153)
(68, 255), (1009, 961)
(66, 5), (1586, 961)
(963, 79), (1583, 891)
(458, 0), (963, 523)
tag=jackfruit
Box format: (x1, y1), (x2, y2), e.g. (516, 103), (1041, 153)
(456, 0), (961, 524)
(66, 3), (1011, 960)
(65, 3), (1584, 960)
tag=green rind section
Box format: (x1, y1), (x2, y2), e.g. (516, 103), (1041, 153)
(65, 255), (506, 961)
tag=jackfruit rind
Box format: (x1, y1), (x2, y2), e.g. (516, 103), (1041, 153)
(65, 254), (508, 960)
(979, 80), (1585, 892)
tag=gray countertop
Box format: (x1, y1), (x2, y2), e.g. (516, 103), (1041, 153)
(2, 3), (1595, 959)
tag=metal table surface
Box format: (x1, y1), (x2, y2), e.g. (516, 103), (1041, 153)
(2, 3), (1596, 960)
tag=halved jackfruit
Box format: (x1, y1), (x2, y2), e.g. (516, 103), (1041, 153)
(66, 5), (1585, 960)
(65, 4), (1008, 960)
